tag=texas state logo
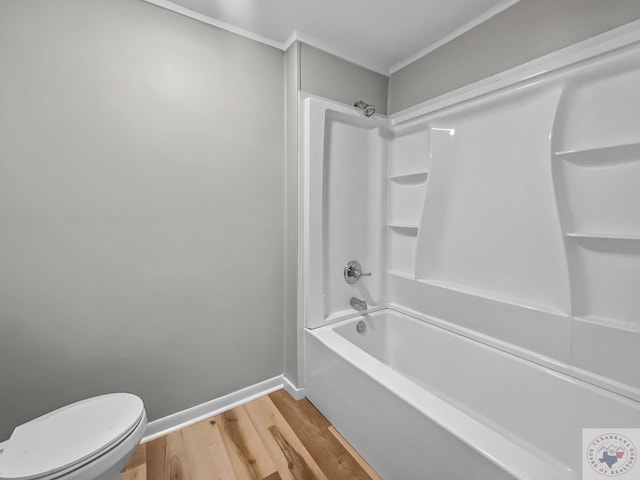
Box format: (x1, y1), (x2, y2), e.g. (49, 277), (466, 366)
(583, 429), (639, 479)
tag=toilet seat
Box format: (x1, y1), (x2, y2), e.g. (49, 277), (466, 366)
(0, 394), (144, 480)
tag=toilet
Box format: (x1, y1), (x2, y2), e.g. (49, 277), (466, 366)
(0, 394), (146, 480)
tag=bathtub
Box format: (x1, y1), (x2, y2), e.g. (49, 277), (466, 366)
(304, 309), (640, 479)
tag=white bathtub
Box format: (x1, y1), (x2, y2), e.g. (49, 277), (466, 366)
(304, 309), (640, 479)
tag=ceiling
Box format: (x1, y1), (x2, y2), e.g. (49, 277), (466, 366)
(146, 0), (520, 75)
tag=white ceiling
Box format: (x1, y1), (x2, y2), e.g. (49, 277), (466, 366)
(146, 0), (520, 75)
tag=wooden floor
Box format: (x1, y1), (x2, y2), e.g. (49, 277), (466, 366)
(121, 389), (382, 480)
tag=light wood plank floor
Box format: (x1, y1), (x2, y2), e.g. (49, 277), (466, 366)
(121, 390), (382, 480)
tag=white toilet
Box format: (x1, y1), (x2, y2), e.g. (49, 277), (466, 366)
(0, 393), (147, 480)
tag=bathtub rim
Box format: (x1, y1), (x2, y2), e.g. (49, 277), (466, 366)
(307, 303), (640, 403)
(305, 310), (574, 480)
(307, 307), (640, 477)
(326, 307), (640, 420)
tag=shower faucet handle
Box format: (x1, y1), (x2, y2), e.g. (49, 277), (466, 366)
(344, 260), (372, 284)
(356, 271), (372, 278)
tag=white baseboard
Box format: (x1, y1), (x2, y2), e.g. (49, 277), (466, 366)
(0, 375), (303, 449)
(142, 375), (285, 442)
(283, 375), (307, 400)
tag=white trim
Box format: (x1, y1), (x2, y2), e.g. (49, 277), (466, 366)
(144, 0), (523, 76)
(143, 2), (389, 74)
(0, 376), (291, 448)
(283, 375), (307, 401)
(143, 0), (284, 50)
(142, 0), (528, 76)
(391, 19), (640, 124)
(283, 30), (299, 52)
(143, 0), (388, 74)
(141, 375), (284, 443)
(389, 0), (521, 74)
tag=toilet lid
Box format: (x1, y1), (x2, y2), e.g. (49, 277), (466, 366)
(0, 393), (144, 480)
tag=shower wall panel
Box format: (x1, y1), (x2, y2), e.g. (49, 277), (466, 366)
(552, 46), (640, 389)
(301, 97), (387, 329)
(302, 26), (640, 396)
(322, 114), (386, 321)
(414, 88), (569, 315)
(387, 28), (640, 395)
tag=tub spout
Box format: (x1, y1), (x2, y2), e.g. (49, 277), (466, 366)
(350, 297), (368, 311)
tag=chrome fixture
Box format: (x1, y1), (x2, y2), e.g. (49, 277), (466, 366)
(354, 100), (375, 118)
(350, 297), (368, 311)
(344, 260), (372, 284)
(356, 320), (367, 334)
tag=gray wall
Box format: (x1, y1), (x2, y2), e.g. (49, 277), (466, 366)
(389, 0), (640, 113)
(0, 0), (284, 440)
(301, 44), (389, 115)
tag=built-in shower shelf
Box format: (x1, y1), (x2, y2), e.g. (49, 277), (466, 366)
(389, 172), (429, 184)
(567, 232), (640, 242)
(388, 224), (419, 232)
(555, 142), (640, 165)
(574, 315), (640, 334)
(567, 233), (640, 253)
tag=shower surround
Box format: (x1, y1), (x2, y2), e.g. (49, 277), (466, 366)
(299, 22), (640, 479)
